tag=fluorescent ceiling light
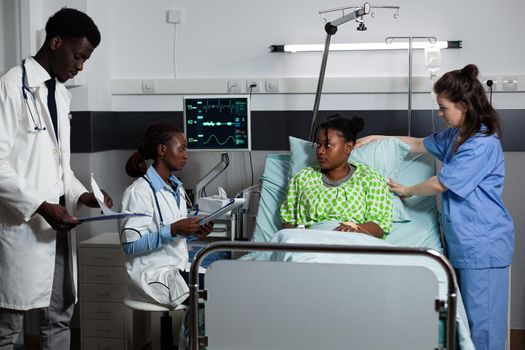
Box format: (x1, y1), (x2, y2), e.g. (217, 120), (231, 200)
(271, 40), (461, 53)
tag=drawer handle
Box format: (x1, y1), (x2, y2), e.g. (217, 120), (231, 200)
(96, 273), (110, 278)
(97, 327), (111, 332)
(96, 309), (111, 314)
(94, 256), (109, 260)
(98, 346), (111, 350)
(96, 290), (110, 296)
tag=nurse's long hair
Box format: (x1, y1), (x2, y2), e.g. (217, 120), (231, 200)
(125, 123), (182, 178)
(433, 64), (502, 152)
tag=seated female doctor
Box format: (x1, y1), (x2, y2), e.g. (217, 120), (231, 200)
(119, 122), (213, 307)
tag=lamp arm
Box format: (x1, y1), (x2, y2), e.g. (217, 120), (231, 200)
(329, 3), (370, 29)
(309, 3), (371, 140)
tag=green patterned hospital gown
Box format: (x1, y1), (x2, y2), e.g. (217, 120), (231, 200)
(280, 162), (393, 234)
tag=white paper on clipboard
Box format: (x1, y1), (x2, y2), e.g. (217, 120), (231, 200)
(78, 174), (150, 222)
(198, 198), (245, 225)
(78, 212), (150, 222)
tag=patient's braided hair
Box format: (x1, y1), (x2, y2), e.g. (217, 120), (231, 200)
(125, 123), (183, 178)
(313, 114), (365, 147)
(433, 64), (502, 152)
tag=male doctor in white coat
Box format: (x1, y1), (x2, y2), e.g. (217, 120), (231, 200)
(0, 8), (112, 349)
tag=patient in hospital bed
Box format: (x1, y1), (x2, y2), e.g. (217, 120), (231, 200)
(240, 129), (475, 349)
(280, 115), (393, 238)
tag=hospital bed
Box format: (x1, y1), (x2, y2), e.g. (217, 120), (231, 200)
(187, 137), (475, 350)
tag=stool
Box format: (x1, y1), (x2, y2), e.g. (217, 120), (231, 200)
(124, 298), (187, 350)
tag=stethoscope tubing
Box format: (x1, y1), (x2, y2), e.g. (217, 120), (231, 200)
(141, 174), (192, 230)
(21, 59), (47, 131)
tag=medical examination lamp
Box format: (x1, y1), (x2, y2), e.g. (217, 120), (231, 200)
(281, 2), (401, 140)
(270, 3), (462, 139)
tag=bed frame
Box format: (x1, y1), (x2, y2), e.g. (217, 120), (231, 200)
(188, 241), (457, 350)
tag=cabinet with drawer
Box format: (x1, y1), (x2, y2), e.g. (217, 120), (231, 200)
(79, 232), (150, 350)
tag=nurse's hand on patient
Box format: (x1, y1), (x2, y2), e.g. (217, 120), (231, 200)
(355, 135), (384, 149)
(387, 177), (412, 199)
(171, 217), (202, 236)
(36, 201), (80, 231)
(79, 191), (114, 208)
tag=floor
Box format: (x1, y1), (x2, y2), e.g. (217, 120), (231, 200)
(510, 329), (525, 350)
(20, 328), (525, 349)
(21, 329), (80, 350)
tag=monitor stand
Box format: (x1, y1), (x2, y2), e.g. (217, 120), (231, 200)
(193, 153), (230, 208)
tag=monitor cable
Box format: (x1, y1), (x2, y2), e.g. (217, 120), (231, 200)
(248, 151), (254, 186)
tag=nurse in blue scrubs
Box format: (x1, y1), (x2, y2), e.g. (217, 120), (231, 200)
(357, 64), (514, 350)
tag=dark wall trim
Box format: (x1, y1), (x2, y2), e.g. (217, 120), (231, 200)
(70, 110), (525, 153)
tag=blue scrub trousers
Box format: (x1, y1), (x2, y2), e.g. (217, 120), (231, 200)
(455, 266), (509, 350)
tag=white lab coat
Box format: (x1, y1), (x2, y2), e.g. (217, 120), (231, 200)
(0, 58), (88, 310)
(119, 176), (190, 307)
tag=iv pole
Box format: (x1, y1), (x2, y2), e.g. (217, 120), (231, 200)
(385, 36), (437, 136)
(309, 2), (371, 140)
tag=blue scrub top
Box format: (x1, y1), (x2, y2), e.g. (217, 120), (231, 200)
(424, 127), (514, 269)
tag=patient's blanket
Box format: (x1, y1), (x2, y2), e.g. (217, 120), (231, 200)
(242, 229), (474, 350)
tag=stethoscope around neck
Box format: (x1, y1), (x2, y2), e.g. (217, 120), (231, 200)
(142, 174), (193, 230)
(142, 175), (166, 228)
(21, 59), (47, 131)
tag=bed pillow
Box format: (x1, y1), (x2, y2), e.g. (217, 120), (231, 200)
(288, 136), (412, 222)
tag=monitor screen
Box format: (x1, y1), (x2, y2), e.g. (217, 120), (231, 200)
(183, 95), (251, 151)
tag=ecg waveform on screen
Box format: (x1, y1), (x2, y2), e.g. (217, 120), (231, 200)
(202, 135), (238, 146)
(202, 121), (241, 127)
(186, 99), (247, 115)
(185, 96), (250, 150)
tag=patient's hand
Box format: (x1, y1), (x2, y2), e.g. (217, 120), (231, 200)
(335, 221), (359, 232)
(335, 221), (384, 238)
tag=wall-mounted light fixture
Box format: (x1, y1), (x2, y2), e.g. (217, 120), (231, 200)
(270, 40), (461, 53)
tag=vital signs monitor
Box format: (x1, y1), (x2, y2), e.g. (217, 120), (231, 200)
(183, 95), (251, 151)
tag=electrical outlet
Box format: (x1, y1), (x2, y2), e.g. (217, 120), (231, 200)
(502, 77), (518, 91)
(481, 76), (497, 92)
(167, 9), (184, 24)
(246, 80), (260, 93)
(227, 80), (241, 93)
(142, 80), (156, 94)
(265, 79), (279, 93)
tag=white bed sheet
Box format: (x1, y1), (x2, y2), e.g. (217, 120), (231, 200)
(242, 228), (475, 350)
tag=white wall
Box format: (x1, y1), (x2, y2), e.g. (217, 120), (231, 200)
(14, 0), (525, 330)
(0, 0), (20, 75)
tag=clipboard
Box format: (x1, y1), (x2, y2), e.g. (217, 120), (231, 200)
(198, 198), (245, 225)
(78, 212), (150, 222)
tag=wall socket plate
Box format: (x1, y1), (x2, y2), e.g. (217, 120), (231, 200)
(227, 80), (241, 93)
(167, 9), (184, 24)
(246, 79), (260, 93)
(142, 79), (156, 94)
(265, 79), (279, 93)
(502, 76), (518, 91)
(481, 76), (497, 92)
